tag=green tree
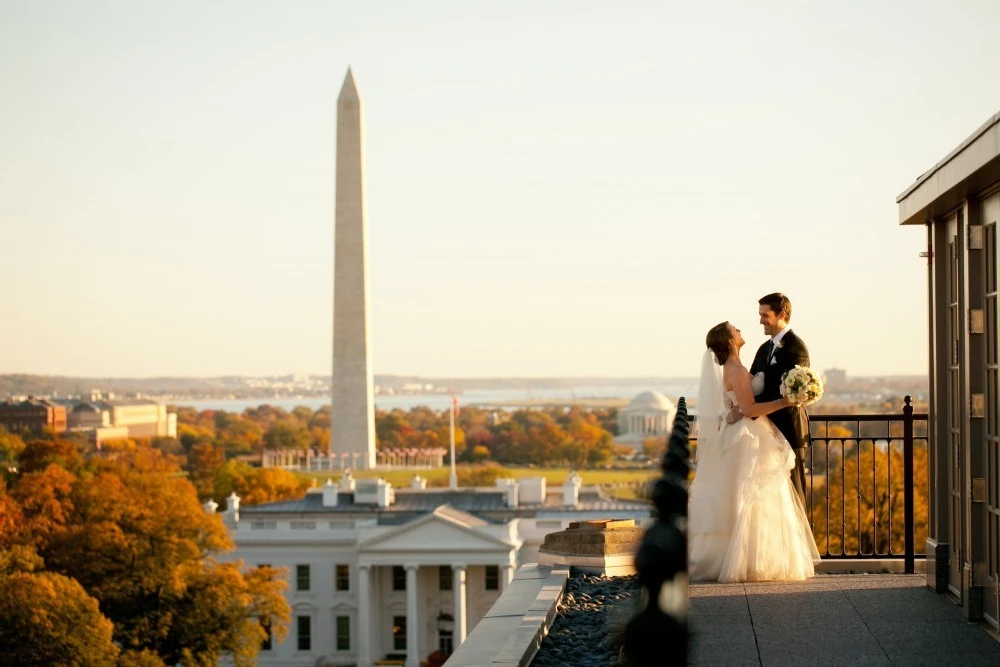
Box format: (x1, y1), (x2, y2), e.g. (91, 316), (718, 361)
(217, 418), (264, 455)
(262, 423), (312, 450)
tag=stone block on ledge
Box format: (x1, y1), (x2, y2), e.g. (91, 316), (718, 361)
(537, 518), (645, 576)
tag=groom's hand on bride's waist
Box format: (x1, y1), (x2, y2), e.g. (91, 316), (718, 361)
(725, 405), (743, 425)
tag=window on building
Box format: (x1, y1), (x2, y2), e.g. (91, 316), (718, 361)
(439, 565), (453, 591)
(392, 615), (407, 651)
(336, 615), (351, 651)
(392, 565), (406, 591)
(260, 617), (272, 651)
(297, 615), (311, 651)
(438, 613), (454, 654)
(335, 564), (350, 591)
(296, 564), (311, 592)
(485, 565), (499, 590)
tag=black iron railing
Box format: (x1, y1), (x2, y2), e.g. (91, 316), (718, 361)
(687, 397), (927, 574)
(806, 396), (927, 573)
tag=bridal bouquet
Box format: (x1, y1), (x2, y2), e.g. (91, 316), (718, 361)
(780, 366), (824, 406)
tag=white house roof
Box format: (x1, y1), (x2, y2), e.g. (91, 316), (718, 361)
(357, 505), (516, 553)
(622, 390), (675, 413)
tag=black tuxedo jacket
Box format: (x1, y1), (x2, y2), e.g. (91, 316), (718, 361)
(749, 329), (810, 450)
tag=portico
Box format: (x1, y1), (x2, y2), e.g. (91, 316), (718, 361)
(354, 506), (518, 667)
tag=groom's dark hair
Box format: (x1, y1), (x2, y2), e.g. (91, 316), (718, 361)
(759, 292), (792, 322)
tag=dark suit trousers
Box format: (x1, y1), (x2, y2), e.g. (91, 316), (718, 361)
(790, 447), (807, 508)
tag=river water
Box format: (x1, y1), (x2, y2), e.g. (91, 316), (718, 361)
(178, 383), (698, 413)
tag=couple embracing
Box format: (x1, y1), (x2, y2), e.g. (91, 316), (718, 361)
(689, 292), (821, 583)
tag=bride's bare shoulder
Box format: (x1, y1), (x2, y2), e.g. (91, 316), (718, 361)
(722, 359), (744, 378)
(724, 360), (749, 380)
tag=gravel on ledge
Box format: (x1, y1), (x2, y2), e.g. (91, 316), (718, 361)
(531, 568), (640, 667)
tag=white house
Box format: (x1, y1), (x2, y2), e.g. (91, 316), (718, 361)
(215, 472), (650, 667)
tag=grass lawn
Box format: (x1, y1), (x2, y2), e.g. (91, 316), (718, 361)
(297, 465), (658, 489)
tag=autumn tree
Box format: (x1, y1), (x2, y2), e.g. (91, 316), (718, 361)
(189, 442), (225, 500)
(242, 405), (290, 431)
(0, 570), (119, 667)
(0, 427), (25, 462)
(642, 436), (665, 460)
(151, 562), (289, 667)
(213, 460), (309, 506)
(17, 436), (82, 474)
(469, 445), (491, 462)
(809, 441), (929, 556)
(8, 447), (291, 667)
(215, 414), (264, 455)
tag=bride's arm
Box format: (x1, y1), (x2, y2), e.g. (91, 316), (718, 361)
(724, 364), (790, 419)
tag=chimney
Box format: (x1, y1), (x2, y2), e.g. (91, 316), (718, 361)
(224, 492), (240, 526)
(410, 474), (427, 490)
(339, 470), (356, 491)
(322, 478), (339, 507)
(377, 479), (395, 508)
(519, 476), (546, 505)
(203, 499), (219, 514)
(563, 471), (582, 507)
(495, 478), (518, 508)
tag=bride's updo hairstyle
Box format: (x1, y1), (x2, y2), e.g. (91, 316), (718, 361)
(706, 321), (732, 365)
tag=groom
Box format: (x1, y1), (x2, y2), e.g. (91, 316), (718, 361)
(749, 292), (811, 506)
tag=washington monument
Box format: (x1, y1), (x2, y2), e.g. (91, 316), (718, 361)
(332, 67), (376, 469)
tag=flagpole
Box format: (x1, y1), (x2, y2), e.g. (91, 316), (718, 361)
(449, 392), (458, 490)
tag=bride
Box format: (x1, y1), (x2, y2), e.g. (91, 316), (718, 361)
(689, 321), (820, 582)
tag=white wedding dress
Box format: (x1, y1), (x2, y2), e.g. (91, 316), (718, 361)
(688, 384), (820, 582)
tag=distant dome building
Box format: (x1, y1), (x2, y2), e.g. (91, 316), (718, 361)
(615, 390), (677, 447)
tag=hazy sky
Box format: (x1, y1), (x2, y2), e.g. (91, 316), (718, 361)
(2, 1), (998, 379)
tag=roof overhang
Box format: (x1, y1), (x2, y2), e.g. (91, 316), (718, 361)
(897, 111), (1000, 226)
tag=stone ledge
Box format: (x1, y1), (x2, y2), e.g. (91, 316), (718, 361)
(444, 564), (569, 667)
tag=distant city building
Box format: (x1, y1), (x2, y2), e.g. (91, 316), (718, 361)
(55, 398), (176, 442)
(614, 390), (677, 448)
(824, 368), (847, 387)
(0, 397), (67, 434)
(216, 474), (650, 667)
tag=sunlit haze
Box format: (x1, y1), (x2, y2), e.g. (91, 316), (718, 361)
(3, 1), (997, 379)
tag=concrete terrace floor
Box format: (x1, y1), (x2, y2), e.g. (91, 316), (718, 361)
(689, 574), (1000, 667)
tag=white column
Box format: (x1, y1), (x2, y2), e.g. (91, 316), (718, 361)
(500, 564), (514, 591)
(452, 565), (467, 645)
(405, 565), (419, 667)
(358, 565), (372, 667)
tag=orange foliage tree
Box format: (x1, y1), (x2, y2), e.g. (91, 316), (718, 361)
(2, 447), (290, 667)
(808, 441), (929, 556)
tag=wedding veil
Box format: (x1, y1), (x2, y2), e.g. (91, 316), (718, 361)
(695, 348), (724, 463)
